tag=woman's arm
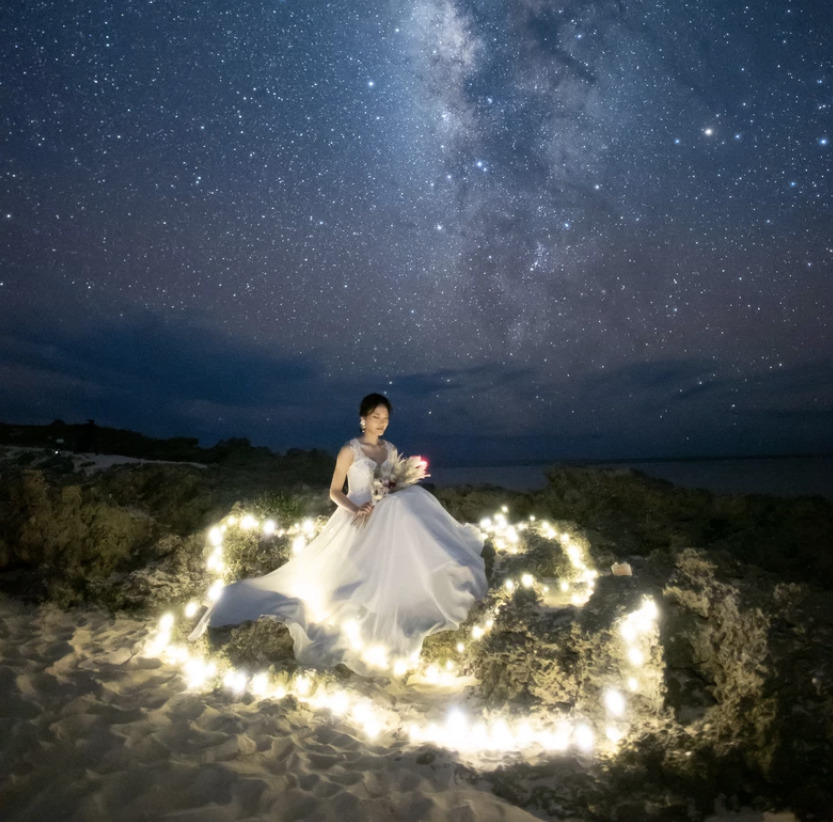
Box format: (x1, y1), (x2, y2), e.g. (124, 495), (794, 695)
(329, 445), (374, 523)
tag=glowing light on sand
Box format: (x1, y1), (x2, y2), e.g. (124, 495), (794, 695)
(362, 644), (389, 670)
(393, 659), (409, 677)
(329, 690), (350, 716)
(184, 601), (199, 618)
(223, 670), (247, 695)
(251, 672), (269, 696)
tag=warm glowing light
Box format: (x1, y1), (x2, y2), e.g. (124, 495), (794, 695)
(574, 723), (595, 752)
(605, 724), (625, 744)
(251, 672), (269, 696)
(620, 622), (637, 642)
(446, 707), (468, 737)
(223, 670), (246, 695)
(540, 723), (571, 751)
(603, 688), (626, 717)
(393, 659), (409, 677)
(362, 644), (389, 670)
(329, 690), (350, 716)
(146, 503), (653, 757)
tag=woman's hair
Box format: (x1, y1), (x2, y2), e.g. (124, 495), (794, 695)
(359, 393), (392, 418)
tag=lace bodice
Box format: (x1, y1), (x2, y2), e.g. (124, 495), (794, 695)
(346, 437), (394, 501)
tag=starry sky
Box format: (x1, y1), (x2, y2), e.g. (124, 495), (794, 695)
(1, 0), (831, 466)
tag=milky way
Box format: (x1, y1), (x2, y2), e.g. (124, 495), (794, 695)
(1, 0), (831, 463)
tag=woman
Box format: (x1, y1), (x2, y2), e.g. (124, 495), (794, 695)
(190, 393), (488, 676)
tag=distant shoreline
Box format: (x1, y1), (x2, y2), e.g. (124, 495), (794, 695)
(431, 454), (833, 499)
(439, 451), (833, 470)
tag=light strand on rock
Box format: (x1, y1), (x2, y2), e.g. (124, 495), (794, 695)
(142, 506), (662, 757)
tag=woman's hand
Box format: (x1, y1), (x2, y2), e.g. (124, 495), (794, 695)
(353, 501), (373, 526)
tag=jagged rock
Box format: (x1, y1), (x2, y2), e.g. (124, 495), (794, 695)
(2, 445), (833, 819)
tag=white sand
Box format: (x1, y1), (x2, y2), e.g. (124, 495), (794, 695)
(0, 596), (549, 822)
(0, 445), (207, 475)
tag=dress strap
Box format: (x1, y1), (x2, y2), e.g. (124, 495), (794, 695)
(346, 438), (363, 460)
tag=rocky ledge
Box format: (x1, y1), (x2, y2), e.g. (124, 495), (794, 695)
(1, 445), (831, 820)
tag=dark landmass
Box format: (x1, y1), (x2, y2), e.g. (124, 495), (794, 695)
(0, 419), (334, 472)
(1, 437), (832, 821)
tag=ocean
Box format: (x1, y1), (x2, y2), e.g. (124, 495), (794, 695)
(429, 455), (833, 499)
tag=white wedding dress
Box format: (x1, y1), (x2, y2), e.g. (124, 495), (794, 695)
(190, 438), (487, 676)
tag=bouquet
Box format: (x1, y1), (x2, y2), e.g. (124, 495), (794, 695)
(370, 449), (430, 505)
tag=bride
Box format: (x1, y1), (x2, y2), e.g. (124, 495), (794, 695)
(190, 393), (488, 676)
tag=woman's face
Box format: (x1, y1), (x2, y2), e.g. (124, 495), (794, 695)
(362, 405), (389, 438)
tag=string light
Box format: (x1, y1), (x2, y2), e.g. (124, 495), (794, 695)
(141, 507), (663, 758)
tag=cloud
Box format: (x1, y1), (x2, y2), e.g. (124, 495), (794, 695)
(0, 310), (318, 440)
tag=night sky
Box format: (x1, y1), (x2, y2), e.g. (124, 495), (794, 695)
(2, 0), (831, 466)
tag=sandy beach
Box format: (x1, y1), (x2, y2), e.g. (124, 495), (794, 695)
(0, 596), (558, 822)
(1, 596), (804, 822)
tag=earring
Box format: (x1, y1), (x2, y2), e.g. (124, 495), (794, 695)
(360, 419), (366, 432)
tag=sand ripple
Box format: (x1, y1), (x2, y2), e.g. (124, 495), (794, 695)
(0, 597), (545, 822)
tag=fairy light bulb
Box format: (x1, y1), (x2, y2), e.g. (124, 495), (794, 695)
(603, 688), (626, 717)
(574, 723), (595, 752)
(292, 535), (306, 554)
(251, 672), (269, 696)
